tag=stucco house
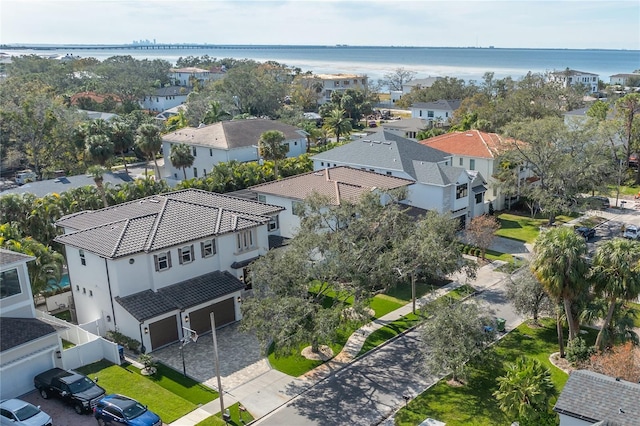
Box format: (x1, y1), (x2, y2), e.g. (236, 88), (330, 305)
(162, 119), (308, 182)
(410, 99), (461, 127)
(381, 117), (429, 140)
(609, 73), (640, 86)
(301, 73), (368, 105)
(140, 86), (191, 112)
(554, 370), (640, 426)
(0, 249), (62, 399)
(249, 166), (415, 238)
(419, 130), (527, 211)
(311, 130), (487, 227)
(54, 189), (284, 353)
(169, 66), (226, 88)
(547, 69), (599, 93)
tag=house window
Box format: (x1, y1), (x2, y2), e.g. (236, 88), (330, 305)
(475, 192), (483, 204)
(456, 183), (468, 199)
(201, 240), (216, 258)
(192, 147), (197, 157)
(89, 290), (93, 297)
(0, 268), (21, 299)
(386, 171), (392, 175)
(210, 148), (213, 156)
(154, 251), (172, 271)
(292, 201), (304, 216)
(268, 215), (279, 232)
(76, 285), (80, 291)
(321, 162), (325, 167)
(419, 111), (422, 117)
(194, 168), (198, 178)
(427, 111), (434, 118)
(83, 288), (86, 294)
(469, 159), (475, 170)
(79, 249), (86, 266)
(257, 194), (266, 203)
(178, 245), (194, 264)
(459, 158), (463, 166)
(236, 229), (256, 252)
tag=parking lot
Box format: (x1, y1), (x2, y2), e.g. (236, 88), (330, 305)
(19, 390), (95, 426)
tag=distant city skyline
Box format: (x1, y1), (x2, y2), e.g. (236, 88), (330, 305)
(2, 1), (639, 51)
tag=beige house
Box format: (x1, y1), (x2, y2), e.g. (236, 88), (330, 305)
(301, 73), (368, 105)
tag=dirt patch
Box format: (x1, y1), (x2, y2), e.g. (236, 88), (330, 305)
(446, 378), (465, 387)
(301, 345), (334, 361)
(549, 352), (576, 374)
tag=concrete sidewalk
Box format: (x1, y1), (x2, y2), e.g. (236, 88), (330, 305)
(168, 261), (509, 425)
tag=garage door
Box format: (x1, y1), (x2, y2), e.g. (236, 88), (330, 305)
(189, 298), (236, 335)
(0, 350), (53, 399)
(149, 316), (178, 350)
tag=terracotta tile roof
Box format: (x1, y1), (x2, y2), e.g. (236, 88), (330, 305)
(162, 118), (305, 150)
(249, 166), (413, 205)
(419, 130), (517, 159)
(54, 189), (283, 258)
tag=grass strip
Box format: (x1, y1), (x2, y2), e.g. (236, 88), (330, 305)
(195, 402), (255, 425)
(357, 313), (420, 357)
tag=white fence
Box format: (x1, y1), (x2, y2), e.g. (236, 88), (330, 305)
(36, 311), (121, 369)
(44, 291), (73, 312)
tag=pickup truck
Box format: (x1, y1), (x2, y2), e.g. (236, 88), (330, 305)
(33, 368), (106, 415)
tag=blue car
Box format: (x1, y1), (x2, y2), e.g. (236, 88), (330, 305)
(93, 394), (161, 426)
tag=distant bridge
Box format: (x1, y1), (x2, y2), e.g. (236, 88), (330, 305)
(0, 44), (348, 51)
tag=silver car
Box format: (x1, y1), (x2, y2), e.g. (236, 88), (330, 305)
(0, 399), (52, 426)
(623, 225), (638, 240)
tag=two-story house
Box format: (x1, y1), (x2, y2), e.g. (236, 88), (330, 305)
(54, 189), (284, 353)
(381, 118), (430, 140)
(162, 119), (308, 182)
(410, 99), (461, 127)
(419, 130), (527, 211)
(301, 73), (368, 105)
(249, 166), (414, 238)
(169, 66), (226, 88)
(0, 249), (62, 399)
(140, 86), (191, 113)
(311, 130), (487, 228)
(609, 73), (640, 86)
(547, 69), (599, 93)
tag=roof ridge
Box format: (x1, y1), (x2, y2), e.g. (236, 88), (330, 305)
(144, 198), (168, 252)
(476, 130), (494, 159)
(215, 207), (223, 234)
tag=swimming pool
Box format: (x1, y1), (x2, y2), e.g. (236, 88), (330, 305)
(47, 273), (70, 291)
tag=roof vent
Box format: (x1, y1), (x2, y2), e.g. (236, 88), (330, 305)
(372, 140), (381, 144)
(148, 199), (160, 203)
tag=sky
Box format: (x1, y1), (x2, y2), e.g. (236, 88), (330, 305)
(1, 0), (639, 50)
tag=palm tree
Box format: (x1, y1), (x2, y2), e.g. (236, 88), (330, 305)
(323, 108), (351, 144)
(591, 238), (640, 349)
(169, 143), (195, 180)
(87, 165), (109, 208)
(135, 123), (163, 180)
(85, 134), (114, 208)
(258, 130), (288, 179)
(531, 226), (589, 356)
(493, 356), (556, 423)
(203, 101), (230, 125)
(110, 119), (134, 175)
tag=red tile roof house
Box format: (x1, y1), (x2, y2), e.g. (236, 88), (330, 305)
(54, 189), (284, 353)
(420, 130), (530, 211)
(249, 166), (415, 238)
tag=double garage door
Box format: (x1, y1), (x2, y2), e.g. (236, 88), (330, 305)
(148, 297), (236, 350)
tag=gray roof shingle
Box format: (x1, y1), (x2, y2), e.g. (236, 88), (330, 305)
(554, 370), (640, 426)
(0, 317), (58, 351)
(115, 271), (244, 321)
(410, 99), (462, 111)
(1, 172), (133, 198)
(0, 248), (34, 266)
(54, 189), (283, 258)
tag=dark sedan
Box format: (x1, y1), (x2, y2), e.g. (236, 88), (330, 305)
(575, 226), (596, 241)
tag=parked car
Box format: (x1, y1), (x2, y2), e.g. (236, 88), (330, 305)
(33, 368), (106, 415)
(575, 226), (596, 241)
(581, 196), (610, 210)
(0, 398), (52, 426)
(623, 225), (638, 240)
(93, 394), (162, 426)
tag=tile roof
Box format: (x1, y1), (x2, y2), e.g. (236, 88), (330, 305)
(410, 99), (462, 111)
(0, 317), (57, 351)
(554, 370), (640, 426)
(311, 130), (450, 180)
(54, 189), (283, 258)
(0, 248), (34, 266)
(115, 271), (244, 321)
(420, 130), (516, 159)
(249, 166), (413, 205)
(1, 172), (133, 198)
(162, 119), (305, 150)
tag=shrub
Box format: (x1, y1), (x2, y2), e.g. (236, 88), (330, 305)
(107, 330), (141, 353)
(566, 337), (594, 365)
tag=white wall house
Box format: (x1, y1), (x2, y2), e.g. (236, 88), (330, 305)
(410, 99), (461, 127)
(162, 119), (308, 183)
(140, 86), (191, 112)
(381, 118), (429, 140)
(54, 189), (284, 352)
(402, 77), (442, 95)
(301, 73), (368, 105)
(311, 130), (487, 227)
(0, 249), (62, 399)
(609, 73), (640, 86)
(420, 130), (529, 211)
(547, 69), (599, 93)
(249, 166), (414, 238)
(169, 66), (226, 88)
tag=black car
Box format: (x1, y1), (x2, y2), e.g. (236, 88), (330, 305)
(575, 226), (596, 241)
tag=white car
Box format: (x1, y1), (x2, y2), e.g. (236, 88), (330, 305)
(0, 399), (52, 426)
(623, 225), (638, 240)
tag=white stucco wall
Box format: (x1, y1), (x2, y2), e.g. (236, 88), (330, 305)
(66, 248), (113, 328)
(0, 260), (36, 318)
(558, 413), (592, 426)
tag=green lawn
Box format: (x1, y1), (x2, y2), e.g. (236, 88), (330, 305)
(369, 295), (406, 318)
(496, 213), (574, 243)
(628, 302), (640, 328)
(195, 403), (254, 426)
(77, 360), (214, 423)
(61, 339), (75, 349)
(394, 320), (597, 426)
(357, 313), (420, 356)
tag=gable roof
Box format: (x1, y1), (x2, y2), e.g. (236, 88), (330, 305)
(54, 189), (283, 258)
(162, 119), (305, 150)
(410, 99), (462, 111)
(1, 171), (133, 198)
(554, 370), (640, 426)
(0, 317), (57, 352)
(249, 166), (413, 205)
(413, 161), (469, 186)
(419, 130), (515, 159)
(382, 117), (429, 131)
(549, 69), (598, 77)
(0, 248), (35, 267)
(311, 130), (451, 180)
(403, 77), (442, 89)
(115, 270), (244, 321)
